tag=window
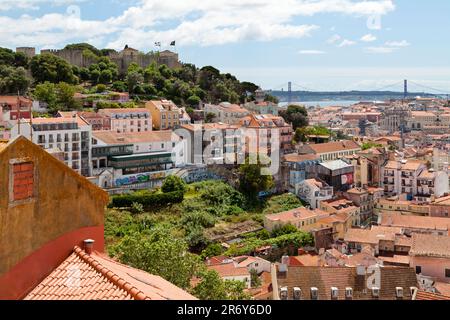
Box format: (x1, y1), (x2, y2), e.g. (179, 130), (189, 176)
(11, 162), (34, 202)
(446, 269), (450, 278)
(416, 266), (422, 274)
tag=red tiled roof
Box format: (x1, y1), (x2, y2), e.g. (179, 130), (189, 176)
(24, 247), (196, 300)
(416, 291), (450, 300)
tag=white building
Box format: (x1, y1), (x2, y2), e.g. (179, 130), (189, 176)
(10, 116), (92, 176)
(296, 178), (334, 209)
(91, 130), (187, 189)
(97, 108), (152, 133)
(415, 169), (449, 203)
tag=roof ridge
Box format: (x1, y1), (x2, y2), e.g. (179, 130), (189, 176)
(73, 246), (149, 300)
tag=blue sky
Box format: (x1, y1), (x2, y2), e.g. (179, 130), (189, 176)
(1, 0), (449, 92)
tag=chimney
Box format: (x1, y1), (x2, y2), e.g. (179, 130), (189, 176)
(84, 239), (95, 255)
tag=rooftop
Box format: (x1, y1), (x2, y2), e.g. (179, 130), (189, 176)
(380, 213), (450, 232)
(93, 130), (177, 145)
(25, 247), (196, 300)
(276, 265), (418, 300)
(410, 233), (450, 259)
(303, 140), (360, 155)
(320, 160), (353, 171)
(265, 207), (328, 223)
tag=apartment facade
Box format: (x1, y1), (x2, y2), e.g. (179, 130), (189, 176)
(204, 102), (249, 124)
(145, 100), (180, 130)
(97, 108), (151, 133)
(382, 159), (427, 199)
(10, 116), (92, 176)
(91, 130), (187, 189)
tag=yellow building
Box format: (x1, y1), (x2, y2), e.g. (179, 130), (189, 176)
(264, 207), (329, 233)
(145, 100), (181, 130)
(0, 136), (109, 299)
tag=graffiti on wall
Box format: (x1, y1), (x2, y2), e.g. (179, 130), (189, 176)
(115, 172), (166, 187)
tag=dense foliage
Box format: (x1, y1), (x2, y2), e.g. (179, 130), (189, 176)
(106, 178), (314, 299)
(279, 105), (309, 130)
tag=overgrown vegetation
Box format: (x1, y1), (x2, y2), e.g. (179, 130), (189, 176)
(106, 178), (313, 300)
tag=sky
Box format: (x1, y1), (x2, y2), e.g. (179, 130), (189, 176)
(0, 0), (449, 92)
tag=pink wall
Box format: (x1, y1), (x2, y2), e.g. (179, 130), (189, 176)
(410, 256), (450, 282)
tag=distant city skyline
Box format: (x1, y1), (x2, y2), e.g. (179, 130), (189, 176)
(1, 0), (449, 91)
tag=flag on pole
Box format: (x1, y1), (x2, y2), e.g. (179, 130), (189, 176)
(170, 41), (176, 46)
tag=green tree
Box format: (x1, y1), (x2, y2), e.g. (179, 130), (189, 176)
(192, 269), (251, 300)
(238, 155), (274, 201)
(161, 175), (187, 193)
(250, 269), (261, 288)
(361, 142), (383, 150)
(279, 105), (309, 130)
(111, 228), (201, 290)
(0, 66), (30, 94)
(32, 82), (58, 110)
(205, 112), (216, 123)
(126, 71), (144, 94)
(201, 243), (223, 260)
(30, 53), (77, 84)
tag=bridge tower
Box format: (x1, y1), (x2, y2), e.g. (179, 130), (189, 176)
(404, 79), (408, 99)
(288, 82), (292, 105)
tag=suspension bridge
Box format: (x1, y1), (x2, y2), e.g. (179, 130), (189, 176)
(267, 80), (450, 104)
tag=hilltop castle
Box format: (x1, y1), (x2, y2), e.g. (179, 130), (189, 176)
(16, 45), (181, 74)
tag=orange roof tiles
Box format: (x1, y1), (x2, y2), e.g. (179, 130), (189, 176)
(380, 213), (450, 232)
(305, 140), (360, 154)
(410, 233), (450, 259)
(208, 262), (250, 277)
(416, 291), (450, 300)
(25, 247), (196, 300)
(265, 207), (328, 223)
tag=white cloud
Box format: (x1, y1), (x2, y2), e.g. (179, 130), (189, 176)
(365, 46), (397, 54)
(385, 40), (410, 47)
(338, 39), (356, 47)
(0, 0), (88, 11)
(298, 50), (326, 55)
(0, 0), (397, 50)
(360, 34), (377, 42)
(365, 39), (411, 54)
(327, 34), (342, 44)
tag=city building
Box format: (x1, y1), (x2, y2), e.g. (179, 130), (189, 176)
(273, 264), (418, 300)
(180, 123), (242, 165)
(0, 136), (108, 299)
(264, 207), (330, 233)
(409, 233), (450, 282)
(296, 179), (334, 209)
(319, 198), (361, 227)
(382, 159), (427, 199)
(10, 116), (92, 176)
(239, 114), (294, 154)
(283, 153), (321, 194)
(97, 108), (152, 133)
(91, 130), (187, 190)
(379, 213), (450, 236)
(58, 111), (112, 131)
(308, 160), (355, 192)
(344, 226), (411, 256)
(298, 140), (361, 162)
(243, 88), (282, 115)
(204, 102), (249, 124)
(415, 169), (449, 203)
(145, 100), (181, 130)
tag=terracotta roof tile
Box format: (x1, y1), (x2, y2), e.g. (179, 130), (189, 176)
(24, 247), (196, 300)
(276, 266), (418, 300)
(410, 233), (450, 258)
(416, 291), (450, 300)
